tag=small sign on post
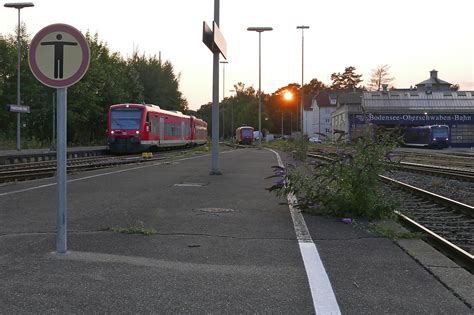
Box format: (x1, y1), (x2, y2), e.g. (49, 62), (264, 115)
(29, 23), (90, 254)
(5, 104), (30, 113)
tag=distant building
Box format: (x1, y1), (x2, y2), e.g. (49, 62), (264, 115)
(304, 90), (362, 141)
(329, 70), (474, 147)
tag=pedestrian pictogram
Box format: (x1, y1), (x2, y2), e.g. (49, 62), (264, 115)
(29, 24), (90, 88)
(40, 33), (78, 79)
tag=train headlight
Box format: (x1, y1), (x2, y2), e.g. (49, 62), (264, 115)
(135, 130), (140, 135)
(433, 138), (436, 141)
(445, 138), (449, 141)
(111, 131), (115, 135)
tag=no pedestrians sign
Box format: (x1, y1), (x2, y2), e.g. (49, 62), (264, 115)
(29, 23), (90, 88)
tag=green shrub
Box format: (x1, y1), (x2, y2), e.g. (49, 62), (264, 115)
(268, 125), (400, 219)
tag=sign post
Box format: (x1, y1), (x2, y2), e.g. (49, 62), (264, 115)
(202, 2), (227, 175)
(29, 24), (90, 254)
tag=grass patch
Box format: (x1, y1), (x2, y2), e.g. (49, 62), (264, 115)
(109, 222), (156, 236)
(354, 220), (423, 240)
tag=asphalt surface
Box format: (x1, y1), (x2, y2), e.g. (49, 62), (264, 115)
(0, 147), (472, 313)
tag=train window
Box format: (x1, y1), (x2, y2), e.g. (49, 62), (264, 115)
(110, 108), (142, 130)
(457, 92), (466, 97)
(443, 92), (453, 97)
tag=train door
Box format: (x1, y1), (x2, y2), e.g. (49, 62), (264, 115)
(181, 121), (185, 140)
(159, 117), (165, 144)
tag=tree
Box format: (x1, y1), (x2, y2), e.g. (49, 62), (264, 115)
(304, 78), (326, 96)
(128, 52), (187, 112)
(367, 64), (395, 91)
(330, 66), (363, 90)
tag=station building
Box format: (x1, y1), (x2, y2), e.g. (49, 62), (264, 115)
(305, 70), (474, 147)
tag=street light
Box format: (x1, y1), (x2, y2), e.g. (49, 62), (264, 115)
(296, 25), (309, 136)
(247, 26), (273, 148)
(282, 90), (293, 138)
(220, 60), (228, 139)
(229, 89), (235, 141)
(4, 2), (34, 151)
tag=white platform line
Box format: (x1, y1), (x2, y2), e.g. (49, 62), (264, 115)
(269, 149), (341, 315)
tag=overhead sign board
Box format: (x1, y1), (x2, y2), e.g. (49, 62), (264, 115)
(29, 23), (90, 88)
(202, 21), (214, 52)
(5, 104), (30, 113)
(212, 22), (227, 60)
(202, 21), (227, 60)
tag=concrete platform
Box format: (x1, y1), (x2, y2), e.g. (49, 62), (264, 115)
(0, 147), (472, 313)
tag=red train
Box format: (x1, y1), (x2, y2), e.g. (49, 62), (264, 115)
(107, 103), (207, 153)
(235, 126), (254, 145)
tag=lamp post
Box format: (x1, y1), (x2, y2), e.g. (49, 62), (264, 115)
(220, 60), (228, 139)
(4, 2), (34, 151)
(229, 89), (235, 141)
(296, 25), (309, 136)
(247, 26), (272, 148)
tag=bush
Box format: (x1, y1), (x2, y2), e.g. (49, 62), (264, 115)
(268, 125), (400, 219)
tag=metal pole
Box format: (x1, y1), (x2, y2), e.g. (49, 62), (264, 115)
(281, 110), (283, 137)
(210, 0), (221, 175)
(297, 25), (309, 136)
(231, 92), (234, 142)
(51, 91), (56, 150)
(301, 29), (304, 135)
(56, 88), (67, 254)
(221, 61), (227, 139)
(258, 31), (262, 148)
(16, 8), (21, 150)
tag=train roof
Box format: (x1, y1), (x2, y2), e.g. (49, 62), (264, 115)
(110, 103), (190, 118)
(406, 124), (449, 129)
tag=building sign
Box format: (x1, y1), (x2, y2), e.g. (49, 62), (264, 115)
(352, 113), (474, 125)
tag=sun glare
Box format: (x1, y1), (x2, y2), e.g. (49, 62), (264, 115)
(283, 91), (293, 101)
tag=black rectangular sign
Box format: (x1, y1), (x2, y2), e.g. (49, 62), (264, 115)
(5, 104), (30, 113)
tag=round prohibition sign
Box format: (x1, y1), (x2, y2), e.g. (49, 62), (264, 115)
(29, 23), (90, 88)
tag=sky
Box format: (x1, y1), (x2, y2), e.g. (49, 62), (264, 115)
(1, 0), (473, 110)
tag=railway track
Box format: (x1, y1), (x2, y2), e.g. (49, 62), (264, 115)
(307, 152), (474, 272)
(380, 175), (473, 272)
(0, 154), (164, 183)
(393, 149), (474, 170)
(308, 152), (474, 182)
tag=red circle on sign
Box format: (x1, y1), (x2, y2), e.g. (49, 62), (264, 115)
(29, 24), (90, 88)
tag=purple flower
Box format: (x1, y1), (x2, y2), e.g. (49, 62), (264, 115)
(341, 218), (352, 224)
(384, 152), (394, 162)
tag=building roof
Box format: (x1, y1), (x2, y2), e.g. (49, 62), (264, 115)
(337, 91), (363, 105)
(415, 69), (452, 87)
(312, 90), (362, 108)
(363, 91), (474, 113)
(314, 91), (331, 107)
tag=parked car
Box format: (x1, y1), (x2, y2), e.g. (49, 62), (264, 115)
(308, 136), (322, 144)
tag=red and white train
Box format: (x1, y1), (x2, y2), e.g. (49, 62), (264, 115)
(107, 103), (207, 153)
(235, 126), (254, 145)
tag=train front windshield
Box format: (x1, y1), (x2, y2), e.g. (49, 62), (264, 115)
(111, 108), (143, 130)
(241, 128), (253, 138)
(432, 126), (449, 138)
